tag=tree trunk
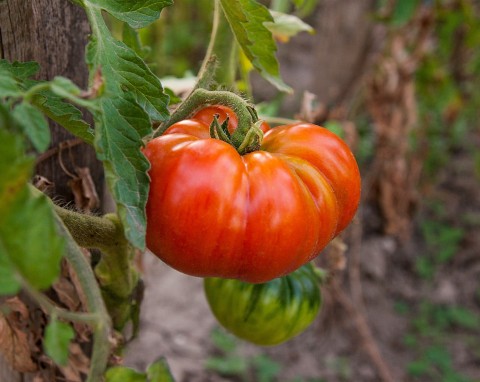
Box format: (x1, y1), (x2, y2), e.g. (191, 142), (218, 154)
(0, 1), (102, 380)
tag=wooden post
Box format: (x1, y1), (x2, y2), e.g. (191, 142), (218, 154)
(0, 1), (102, 380)
(0, 0), (103, 203)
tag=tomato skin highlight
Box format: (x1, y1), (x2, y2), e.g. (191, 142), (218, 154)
(163, 119), (211, 139)
(145, 116), (360, 282)
(204, 263), (322, 346)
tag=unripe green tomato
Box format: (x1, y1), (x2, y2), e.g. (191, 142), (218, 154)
(204, 263), (322, 346)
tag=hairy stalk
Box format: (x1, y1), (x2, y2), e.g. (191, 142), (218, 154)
(54, 205), (139, 330)
(22, 281), (100, 325)
(54, 213), (111, 382)
(155, 89), (254, 138)
(196, 0), (221, 84)
(197, 0), (237, 87)
(54, 206), (124, 254)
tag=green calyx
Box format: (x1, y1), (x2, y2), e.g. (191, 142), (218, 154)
(209, 113), (264, 155)
(156, 88), (264, 155)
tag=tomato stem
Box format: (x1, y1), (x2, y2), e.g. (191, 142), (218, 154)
(197, 0), (237, 87)
(52, 207), (112, 382)
(156, 88), (264, 154)
(54, 205), (140, 330)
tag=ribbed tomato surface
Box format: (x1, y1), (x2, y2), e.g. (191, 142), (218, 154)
(145, 118), (360, 283)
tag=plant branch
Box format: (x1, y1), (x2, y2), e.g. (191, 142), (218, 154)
(332, 283), (395, 382)
(197, 0), (237, 88)
(54, 205), (123, 254)
(155, 89), (255, 142)
(197, 0), (222, 84)
(22, 281), (100, 325)
(54, 213), (111, 382)
(54, 204), (140, 329)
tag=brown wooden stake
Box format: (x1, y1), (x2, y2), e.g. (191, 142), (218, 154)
(0, 1), (103, 380)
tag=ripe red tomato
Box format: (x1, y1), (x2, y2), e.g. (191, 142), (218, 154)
(144, 119), (360, 283)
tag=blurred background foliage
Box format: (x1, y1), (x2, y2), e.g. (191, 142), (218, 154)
(114, 1), (480, 380)
(107, 0), (480, 183)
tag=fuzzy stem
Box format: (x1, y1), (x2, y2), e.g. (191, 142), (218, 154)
(210, 0), (237, 86)
(157, 90), (253, 134)
(54, 206), (123, 254)
(54, 213), (111, 382)
(197, 0), (222, 84)
(22, 281), (100, 325)
(155, 89), (260, 152)
(54, 205), (139, 329)
(197, 0), (237, 88)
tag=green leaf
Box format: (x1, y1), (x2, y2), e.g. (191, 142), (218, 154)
(0, 60), (40, 80)
(84, 0), (173, 29)
(0, 126), (32, 295)
(85, 8), (169, 249)
(407, 360), (430, 377)
(32, 93), (94, 145)
(95, 96), (151, 249)
(264, 10), (314, 42)
(0, 116), (34, 209)
(292, 0), (319, 18)
(210, 327), (238, 353)
(0, 72), (22, 97)
(106, 366), (147, 382)
(0, 249), (20, 295)
(147, 358), (175, 382)
(0, 123), (64, 292)
(391, 0), (419, 26)
(0, 127), (31, 295)
(205, 356), (248, 376)
(49, 76), (99, 111)
(86, 29), (169, 121)
(252, 354), (282, 382)
(219, 0), (292, 93)
(446, 307), (480, 330)
(12, 102), (51, 152)
(44, 318), (75, 366)
(0, 186), (65, 291)
(122, 23), (145, 57)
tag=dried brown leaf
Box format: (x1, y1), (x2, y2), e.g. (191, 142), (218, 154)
(296, 91), (328, 123)
(59, 343), (90, 382)
(0, 312), (37, 373)
(33, 175), (55, 194)
(68, 167), (100, 213)
(33, 375), (46, 382)
(52, 277), (81, 312)
(52, 258), (92, 342)
(326, 237), (348, 272)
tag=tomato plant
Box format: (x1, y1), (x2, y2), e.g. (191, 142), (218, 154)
(145, 114), (361, 283)
(0, 0), (362, 378)
(204, 263), (322, 346)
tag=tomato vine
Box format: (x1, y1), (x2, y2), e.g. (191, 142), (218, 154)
(0, 0), (348, 380)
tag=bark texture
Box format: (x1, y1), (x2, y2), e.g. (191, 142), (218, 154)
(0, 1), (100, 380)
(0, 0), (103, 204)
